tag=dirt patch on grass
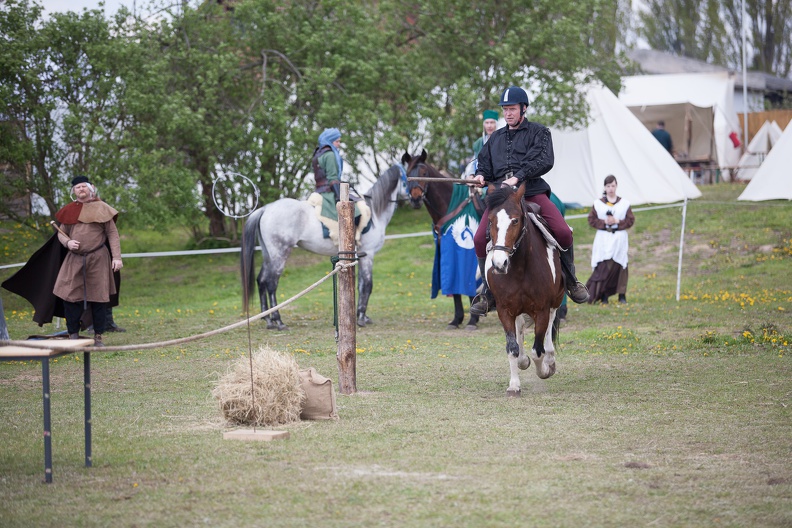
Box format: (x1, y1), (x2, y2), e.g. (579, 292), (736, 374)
(0, 372), (41, 386)
(319, 464), (463, 481)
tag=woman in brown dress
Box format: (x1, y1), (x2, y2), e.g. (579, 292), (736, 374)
(585, 175), (635, 304)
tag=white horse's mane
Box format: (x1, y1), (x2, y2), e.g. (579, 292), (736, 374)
(366, 165), (401, 218)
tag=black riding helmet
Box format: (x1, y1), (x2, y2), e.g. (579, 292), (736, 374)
(498, 86), (530, 117)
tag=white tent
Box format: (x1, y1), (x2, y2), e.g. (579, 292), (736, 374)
(735, 121), (784, 181)
(545, 84), (702, 206)
(738, 122), (792, 201)
(618, 72), (742, 180)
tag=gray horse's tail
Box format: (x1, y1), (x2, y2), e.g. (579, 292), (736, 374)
(241, 206), (266, 309)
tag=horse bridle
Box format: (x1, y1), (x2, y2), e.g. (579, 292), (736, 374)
(407, 163), (446, 219)
(406, 163), (428, 197)
(490, 201), (528, 257)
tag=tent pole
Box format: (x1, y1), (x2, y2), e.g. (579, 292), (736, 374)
(742, 0), (749, 147)
(676, 197), (688, 302)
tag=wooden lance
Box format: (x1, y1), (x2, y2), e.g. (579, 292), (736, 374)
(407, 177), (481, 185)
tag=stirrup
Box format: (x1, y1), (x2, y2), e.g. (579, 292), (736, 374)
(470, 292), (495, 316)
(567, 281), (590, 304)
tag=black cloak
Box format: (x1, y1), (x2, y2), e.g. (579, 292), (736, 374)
(1, 234), (120, 328)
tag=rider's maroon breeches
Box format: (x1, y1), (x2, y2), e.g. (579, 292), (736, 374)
(474, 192), (573, 258)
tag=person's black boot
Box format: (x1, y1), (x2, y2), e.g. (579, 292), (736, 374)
(618, 294), (627, 304)
(559, 244), (589, 303)
(601, 294), (609, 305)
(469, 257), (496, 316)
(105, 307), (126, 332)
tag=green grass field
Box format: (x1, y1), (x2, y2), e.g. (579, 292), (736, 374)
(1, 183), (790, 527)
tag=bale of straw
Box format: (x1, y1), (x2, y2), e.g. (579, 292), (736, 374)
(212, 346), (305, 427)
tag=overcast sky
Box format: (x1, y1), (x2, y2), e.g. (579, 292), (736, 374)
(40, 0), (131, 16)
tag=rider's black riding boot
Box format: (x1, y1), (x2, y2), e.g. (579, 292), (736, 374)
(559, 243), (590, 304)
(469, 257), (496, 316)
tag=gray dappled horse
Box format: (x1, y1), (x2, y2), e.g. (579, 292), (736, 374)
(485, 183), (565, 395)
(241, 164), (407, 330)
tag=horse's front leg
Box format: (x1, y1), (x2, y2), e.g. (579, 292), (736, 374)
(465, 295), (479, 330)
(497, 308), (522, 397)
(448, 295), (464, 329)
(531, 309), (556, 379)
(356, 255), (374, 327)
(515, 314), (531, 371)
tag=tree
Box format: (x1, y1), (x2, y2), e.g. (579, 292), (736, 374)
(722, 0), (792, 77)
(377, 0), (626, 170)
(1, 0), (59, 222)
(636, 0), (792, 79)
(0, 0), (128, 225)
(1, 0), (629, 240)
(638, 0), (736, 66)
(112, 2), (261, 240)
(233, 0), (422, 196)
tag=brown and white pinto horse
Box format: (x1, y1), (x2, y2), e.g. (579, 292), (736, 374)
(485, 183), (565, 395)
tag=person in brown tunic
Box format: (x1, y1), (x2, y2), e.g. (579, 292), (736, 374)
(53, 175), (123, 346)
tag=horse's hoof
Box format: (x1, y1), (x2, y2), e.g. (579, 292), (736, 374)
(446, 323), (459, 330)
(464, 324), (478, 331)
(267, 320), (288, 331)
(536, 363), (556, 379)
(517, 357), (531, 370)
(357, 316), (373, 327)
(506, 389), (522, 398)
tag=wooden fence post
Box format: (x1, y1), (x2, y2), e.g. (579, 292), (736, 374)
(336, 183), (357, 394)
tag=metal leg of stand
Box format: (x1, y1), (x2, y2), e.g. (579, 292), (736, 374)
(42, 359), (53, 483)
(84, 351), (92, 468)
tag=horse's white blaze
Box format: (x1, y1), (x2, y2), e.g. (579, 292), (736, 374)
(491, 209), (512, 271)
(545, 245), (556, 282)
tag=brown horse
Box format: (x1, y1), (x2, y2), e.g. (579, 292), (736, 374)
(403, 150), (484, 330)
(484, 183), (565, 395)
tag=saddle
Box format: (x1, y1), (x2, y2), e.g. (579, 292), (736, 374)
(485, 200), (561, 251)
(524, 201), (562, 250)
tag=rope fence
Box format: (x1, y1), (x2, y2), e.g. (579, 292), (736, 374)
(0, 260), (357, 353)
(0, 200), (782, 271)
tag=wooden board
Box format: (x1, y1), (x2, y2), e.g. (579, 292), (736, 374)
(223, 429), (290, 442)
(0, 339), (94, 358)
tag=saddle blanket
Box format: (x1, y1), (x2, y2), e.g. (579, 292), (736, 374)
(307, 192), (372, 244)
